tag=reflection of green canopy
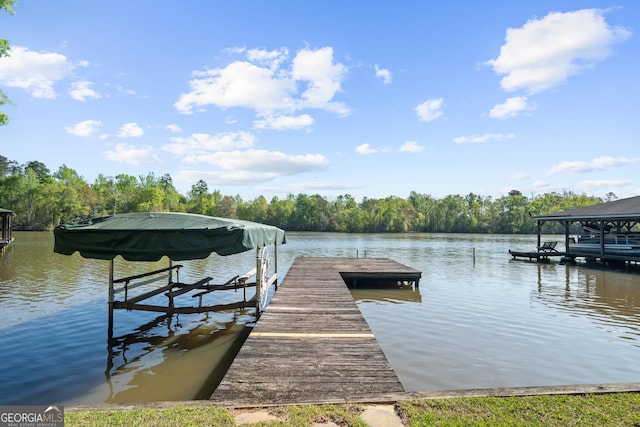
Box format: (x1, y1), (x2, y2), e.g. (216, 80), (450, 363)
(54, 212), (286, 261)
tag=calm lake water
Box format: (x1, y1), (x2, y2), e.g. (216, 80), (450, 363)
(1, 231), (639, 404)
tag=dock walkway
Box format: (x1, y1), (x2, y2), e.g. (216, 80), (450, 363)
(210, 257), (421, 406)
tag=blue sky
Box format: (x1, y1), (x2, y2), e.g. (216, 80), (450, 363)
(1, 1), (638, 200)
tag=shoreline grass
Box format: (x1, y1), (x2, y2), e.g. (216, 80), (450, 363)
(65, 392), (640, 426)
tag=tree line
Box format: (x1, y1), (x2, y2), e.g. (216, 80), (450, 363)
(0, 155), (610, 234)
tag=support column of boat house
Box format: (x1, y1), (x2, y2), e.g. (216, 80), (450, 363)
(0, 208), (14, 253)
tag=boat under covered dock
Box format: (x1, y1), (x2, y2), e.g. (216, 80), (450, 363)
(510, 195), (640, 267)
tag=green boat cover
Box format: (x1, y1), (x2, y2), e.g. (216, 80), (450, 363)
(54, 212), (286, 261)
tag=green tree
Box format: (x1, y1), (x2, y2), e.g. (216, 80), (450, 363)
(132, 173), (163, 212)
(0, 0), (16, 126)
(266, 195), (295, 229)
(24, 160), (51, 183)
(91, 174), (117, 216)
(0, 155), (19, 178)
(495, 190), (532, 234)
(20, 168), (40, 227)
(239, 196), (268, 223)
(159, 173), (185, 212)
(335, 194), (363, 232)
(217, 195), (237, 218)
(0, 173), (20, 209)
(52, 165), (91, 223)
(373, 196), (415, 232)
(408, 191), (436, 231)
(114, 174), (138, 213)
(187, 179), (210, 214)
(290, 193), (330, 231)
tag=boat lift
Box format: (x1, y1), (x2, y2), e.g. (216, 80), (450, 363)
(53, 212), (285, 343)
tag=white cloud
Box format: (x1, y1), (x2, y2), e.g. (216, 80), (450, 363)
(356, 143), (378, 155)
(175, 46), (350, 121)
(165, 124), (182, 133)
(297, 182), (365, 191)
(163, 131), (255, 156)
(105, 143), (161, 165)
(0, 46), (75, 98)
(415, 98), (444, 122)
(246, 47), (289, 69)
(69, 80), (101, 101)
(195, 149), (328, 174)
(65, 120), (103, 137)
(117, 122), (144, 138)
(163, 128), (328, 185)
(254, 114), (314, 130)
(547, 156), (639, 175)
(486, 9), (631, 94)
(374, 64), (392, 84)
(532, 180), (552, 190)
(291, 47), (349, 114)
(454, 133), (515, 144)
(488, 96), (531, 119)
(175, 60), (295, 113)
(577, 179), (632, 191)
(174, 169), (275, 185)
(509, 172), (530, 181)
(172, 149), (329, 185)
(399, 141), (425, 153)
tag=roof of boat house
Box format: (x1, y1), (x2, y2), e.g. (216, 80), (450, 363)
(0, 208), (14, 215)
(534, 195), (640, 221)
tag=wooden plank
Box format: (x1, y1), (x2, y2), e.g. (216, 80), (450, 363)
(210, 256), (414, 406)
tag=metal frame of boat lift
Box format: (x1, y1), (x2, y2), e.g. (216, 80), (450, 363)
(106, 245), (279, 343)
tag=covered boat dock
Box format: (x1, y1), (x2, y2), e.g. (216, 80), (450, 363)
(54, 212), (286, 342)
(510, 195), (640, 266)
(0, 207), (14, 253)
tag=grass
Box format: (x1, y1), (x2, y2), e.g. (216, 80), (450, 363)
(397, 393), (640, 426)
(65, 393), (640, 426)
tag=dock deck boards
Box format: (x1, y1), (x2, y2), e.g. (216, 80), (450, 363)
(210, 257), (420, 406)
(509, 249), (566, 261)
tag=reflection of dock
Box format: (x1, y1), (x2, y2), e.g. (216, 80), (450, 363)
(351, 287), (422, 303)
(210, 257), (421, 405)
(103, 313), (250, 402)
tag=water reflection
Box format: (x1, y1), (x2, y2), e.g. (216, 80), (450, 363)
(101, 311), (251, 403)
(351, 283), (422, 304)
(533, 264), (640, 344)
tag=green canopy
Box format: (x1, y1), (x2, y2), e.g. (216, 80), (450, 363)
(54, 212), (286, 261)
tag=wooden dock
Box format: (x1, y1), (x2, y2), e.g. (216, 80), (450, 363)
(0, 207), (14, 254)
(210, 257), (421, 406)
(509, 249), (566, 262)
